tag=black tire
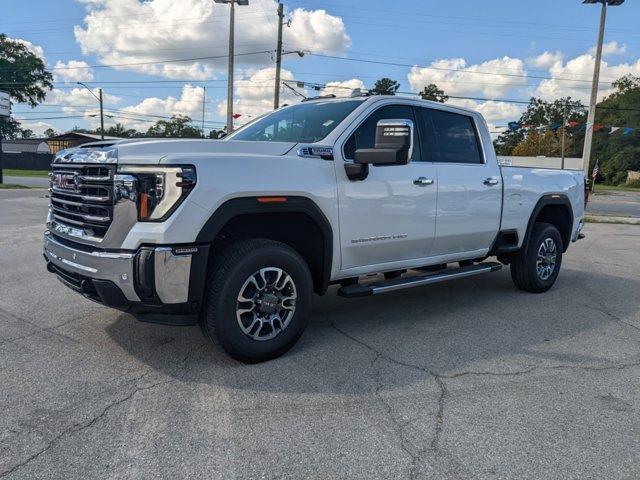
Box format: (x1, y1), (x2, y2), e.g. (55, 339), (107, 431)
(199, 239), (313, 363)
(510, 222), (563, 293)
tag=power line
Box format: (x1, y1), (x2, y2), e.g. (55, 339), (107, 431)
(307, 52), (610, 85)
(0, 50), (275, 72)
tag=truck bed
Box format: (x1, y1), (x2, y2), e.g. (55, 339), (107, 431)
(500, 166), (585, 248)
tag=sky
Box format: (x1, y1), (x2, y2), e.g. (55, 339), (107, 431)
(2, 0), (640, 137)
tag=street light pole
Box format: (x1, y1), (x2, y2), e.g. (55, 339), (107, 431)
(77, 82), (104, 140)
(215, 0), (249, 133)
(202, 86), (206, 137)
(581, 0), (624, 180)
(99, 88), (104, 140)
(274, 2), (284, 110)
(226, 0), (235, 133)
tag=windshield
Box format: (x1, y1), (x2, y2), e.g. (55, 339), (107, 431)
(226, 99), (365, 143)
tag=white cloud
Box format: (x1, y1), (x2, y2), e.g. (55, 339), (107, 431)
(18, 120), (56, 137)
(73, 0), (350, 79)
(474, 101), (522, 122)
(53, 60), (94, 83)
(447, 98), (522, 123)
(118, 84), (206, 131)
(45, 87), (121, 108)
(535, 53), (640, 102)
(321, 78), (365, 97)
(217, 67), (305, 124)
(8, 37), (45, 60)
(284, 8), (350, 53)
(589, 41), (627, 56)
(528, 51), (563, 70)
(408, 56), (527, 98)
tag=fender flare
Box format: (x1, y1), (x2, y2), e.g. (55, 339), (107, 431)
(195, 196), (334, 293)
(522, 194), (574, 254)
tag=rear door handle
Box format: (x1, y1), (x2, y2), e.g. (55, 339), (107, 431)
(483, 177), (499, 186)
(414, 177), (434, 186)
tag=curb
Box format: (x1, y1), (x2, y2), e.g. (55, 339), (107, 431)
(585, 214), (640, 225)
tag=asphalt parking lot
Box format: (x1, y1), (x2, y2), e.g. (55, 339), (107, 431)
(1, 189), (639, 480)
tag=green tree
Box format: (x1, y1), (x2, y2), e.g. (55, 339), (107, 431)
(0, 34), (53, 107)
(370, 78), (400, 96)
(104, 123), (139, 138)
(419, 84), (448, 103)
(146, 115), (202, 138)
(208, 129), (226, 139)
(512, 129), (572, 157)
(20, 128), (34, 139)
(0, 118), (24, 139)
(588, 74), (640, 184)
(493, 97), (585, 156)
(43, 128), (57, 138)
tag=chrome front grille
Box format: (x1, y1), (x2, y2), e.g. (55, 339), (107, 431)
(49, 164), (116, 239)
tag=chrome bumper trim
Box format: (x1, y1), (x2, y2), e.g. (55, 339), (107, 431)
(44, 232), (139, 301)
(154, 247), (192, 304)
(44, 232), (194, 305)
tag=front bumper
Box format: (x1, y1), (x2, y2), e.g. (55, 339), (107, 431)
(43, 232), (209, 319)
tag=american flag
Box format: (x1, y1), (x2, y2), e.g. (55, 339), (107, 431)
(592, 160), (600, 182)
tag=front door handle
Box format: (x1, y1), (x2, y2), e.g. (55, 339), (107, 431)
(483, 177), (499, 186)
(414, 177), (434, 186)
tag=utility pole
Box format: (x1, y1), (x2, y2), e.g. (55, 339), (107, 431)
(561, 115), (566, 170)
(0, 119), (4, 185)
(214, 0), (248, 133)
(202, 86), (206, 137)
(77, 82), (104, 140)
(99, 88), (104, 140)
(581, 0), (624, 180)
(226, 1), (235, 133)
(274, 2), (284, 110)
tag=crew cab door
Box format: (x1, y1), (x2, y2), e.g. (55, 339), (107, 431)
(335, 103), (437, 271)
(416, 107), (501, 256)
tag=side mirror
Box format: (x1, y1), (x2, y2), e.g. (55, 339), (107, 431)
(354, 119), (414, 166)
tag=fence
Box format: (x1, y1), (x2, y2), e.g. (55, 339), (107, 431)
(0, 152), (53, 170)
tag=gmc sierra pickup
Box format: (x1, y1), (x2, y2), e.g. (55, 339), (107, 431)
(44, 95), (585, 362)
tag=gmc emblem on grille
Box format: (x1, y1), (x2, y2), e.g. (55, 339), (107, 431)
(52, 172), (82, 193)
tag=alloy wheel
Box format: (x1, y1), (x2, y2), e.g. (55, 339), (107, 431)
(236, 267), (297, 341)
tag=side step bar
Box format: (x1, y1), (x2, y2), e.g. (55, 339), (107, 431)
(338, 262), (503, 298)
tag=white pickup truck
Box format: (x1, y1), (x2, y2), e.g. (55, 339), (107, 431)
(44, 95), (585, 362)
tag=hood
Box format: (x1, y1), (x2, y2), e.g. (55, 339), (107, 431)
(53, 139), (298, 165)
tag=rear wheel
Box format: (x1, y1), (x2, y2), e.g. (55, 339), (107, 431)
(199, 239), (312, 363)
(510, 222), (563, 293)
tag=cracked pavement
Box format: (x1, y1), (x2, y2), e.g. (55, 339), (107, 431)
(1, 189), (639, 479)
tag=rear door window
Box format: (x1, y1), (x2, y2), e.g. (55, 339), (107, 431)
(427, 109), (483, 164)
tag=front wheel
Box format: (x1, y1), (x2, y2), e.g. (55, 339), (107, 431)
(199, 239), (313, 363)
(510, 222), (563, 293)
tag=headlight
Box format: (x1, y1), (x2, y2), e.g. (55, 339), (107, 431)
(54, 146), (118, 164)
(116, 165), (196, 221)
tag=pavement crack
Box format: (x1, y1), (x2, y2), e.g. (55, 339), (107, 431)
(328, 319), (640, 479)
(430, 376), (447, 452)
(0, 373), (174, 478)
(330, 321), (445, 479)
(0, 312), (87, 347)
